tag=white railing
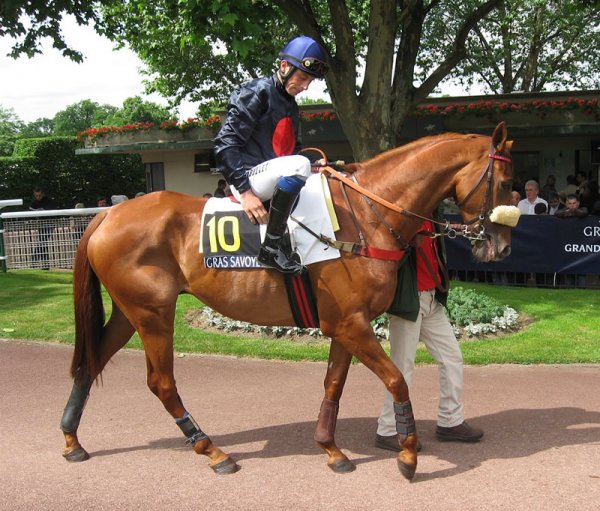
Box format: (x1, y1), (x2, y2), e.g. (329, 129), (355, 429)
(0, 207), (106, 270)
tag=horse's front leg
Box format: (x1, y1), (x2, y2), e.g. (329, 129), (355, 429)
(314, 340), (355, 473)
(355, 335), (418, 480)
(327, 321), (419, 480)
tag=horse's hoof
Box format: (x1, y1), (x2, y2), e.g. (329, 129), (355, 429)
(62, 447), (90, 462)
(397, 459), (416, 480)
(211, 458), (239, 475)
(328, 458), (356, 473)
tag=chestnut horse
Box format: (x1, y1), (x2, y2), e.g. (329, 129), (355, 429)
(60, 122), (514, 480)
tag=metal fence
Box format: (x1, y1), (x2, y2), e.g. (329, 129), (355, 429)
(1, 205), (599, 289)
(0, 207), (104, 271)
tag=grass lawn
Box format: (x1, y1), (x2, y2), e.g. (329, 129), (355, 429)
(1, 270), (598, 364)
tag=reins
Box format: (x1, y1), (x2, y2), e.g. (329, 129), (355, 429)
(295, 144), (512, 261)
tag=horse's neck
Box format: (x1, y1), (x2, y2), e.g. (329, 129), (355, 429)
(346, 135), (489, 248)
(358, 137), (480, 216)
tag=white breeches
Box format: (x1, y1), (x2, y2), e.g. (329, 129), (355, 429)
(230, 155), (312, 201)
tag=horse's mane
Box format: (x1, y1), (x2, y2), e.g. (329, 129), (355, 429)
(342, 132), (486, 174)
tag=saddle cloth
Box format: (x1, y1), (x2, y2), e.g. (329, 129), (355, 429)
(199, 173), (340, 268)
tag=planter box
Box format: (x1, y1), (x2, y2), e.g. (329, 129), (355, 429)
(443, 110), (597, 131)
(84, 127), (215, 148)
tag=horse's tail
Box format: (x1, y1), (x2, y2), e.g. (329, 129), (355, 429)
(70, 212), (107, 383)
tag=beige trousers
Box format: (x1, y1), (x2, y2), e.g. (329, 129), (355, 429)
(377, 289), (465, 436)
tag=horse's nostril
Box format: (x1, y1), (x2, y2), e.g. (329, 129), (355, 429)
(501, 246), (511, 258)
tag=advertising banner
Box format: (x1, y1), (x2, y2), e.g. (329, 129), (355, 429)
(445, 215), (600, 275)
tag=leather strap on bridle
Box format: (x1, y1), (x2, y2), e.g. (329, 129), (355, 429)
(298, 145), (512, 260)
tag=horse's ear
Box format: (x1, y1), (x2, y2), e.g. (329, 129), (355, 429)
(492, 121), (508, 151)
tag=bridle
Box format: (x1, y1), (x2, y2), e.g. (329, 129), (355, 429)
(316, 143), (511, 239)
(295, 143), (512, 260)
(449, 144), (513, 240)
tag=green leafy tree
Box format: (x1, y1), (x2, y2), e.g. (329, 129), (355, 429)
(420, 0), (600, 93)
(6, 1), (599, 158)
(103, 96), (174, 126)
(52, 99), (118, 136)
(0, 105), (24, 156)
(0, 1), (101, 62)
(100, 0), (504, 159)
(20, 118), (55, 139)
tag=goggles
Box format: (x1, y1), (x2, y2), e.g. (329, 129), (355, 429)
(281, 54), (328, 77)
(301, 57), (328, 77)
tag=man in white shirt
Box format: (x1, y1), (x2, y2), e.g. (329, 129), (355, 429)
(518, 180), (548, 215)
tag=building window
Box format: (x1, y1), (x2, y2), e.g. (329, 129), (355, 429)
(145, 162), (165, 191)
(194, 151), (217, 173)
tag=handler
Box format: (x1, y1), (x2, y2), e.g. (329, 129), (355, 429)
(376, 218), (484, 452)
(214, 35), (328, 274)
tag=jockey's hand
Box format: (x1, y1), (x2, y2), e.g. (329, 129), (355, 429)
(311, 158), (327, 169)
(240, 189), (268, 225)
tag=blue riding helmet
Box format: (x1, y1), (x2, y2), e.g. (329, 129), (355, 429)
(278, 36), (328, 79)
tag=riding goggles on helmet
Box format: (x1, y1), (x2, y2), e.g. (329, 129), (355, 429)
(300, 57), (328, 77)
(280, 54), (328, 78)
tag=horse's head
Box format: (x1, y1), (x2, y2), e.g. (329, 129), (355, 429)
(453, 122), (519, 262)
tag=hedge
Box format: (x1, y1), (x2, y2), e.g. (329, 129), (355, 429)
(1, 137), (144, 209)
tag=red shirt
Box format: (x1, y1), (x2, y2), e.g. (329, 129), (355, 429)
(416, 221), (440, 291)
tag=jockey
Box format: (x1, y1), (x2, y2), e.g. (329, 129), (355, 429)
(214, 35), (328, 274)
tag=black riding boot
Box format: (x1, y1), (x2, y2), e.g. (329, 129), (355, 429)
(258, 185), (303, 274)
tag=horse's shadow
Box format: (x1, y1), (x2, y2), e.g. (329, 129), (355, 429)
(91, 406), (600, 480)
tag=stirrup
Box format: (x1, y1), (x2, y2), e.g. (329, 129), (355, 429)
(258, 246), (303, 275)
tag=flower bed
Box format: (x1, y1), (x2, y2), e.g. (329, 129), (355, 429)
(190, 287), (520, 343)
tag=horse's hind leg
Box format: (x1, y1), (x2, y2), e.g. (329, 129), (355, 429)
(61, 303), (135, 461)
(139, 319), (239, 475)
(314, 340), (356, 473)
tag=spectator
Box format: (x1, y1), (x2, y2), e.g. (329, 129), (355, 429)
(556, 194), (589, 287)
(540, 174), (557, 200)
(534, 202), (547, 215)
(517, 180), (547, 215)
(575, 171), (588, 194)
(97, 197), (108, 207)
(560, 175), (578, 199)
(547, 191), (565, 215)
(512, 172), (525, 198)
(29, 186), (56, 211)
(135, 192), (146, 198)
(511, 190), (521, 206)
(203, 193), (213, 198)
(375, 219), (483, 453)
(578, 180), (600, 215)
(555, 194), (589, 218)
(111, 194), (128, 205)
(213, 179), (227, 198)
(29, 186), (56, 270)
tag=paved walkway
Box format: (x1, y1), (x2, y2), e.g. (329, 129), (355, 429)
(1, 339), (599, 510)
